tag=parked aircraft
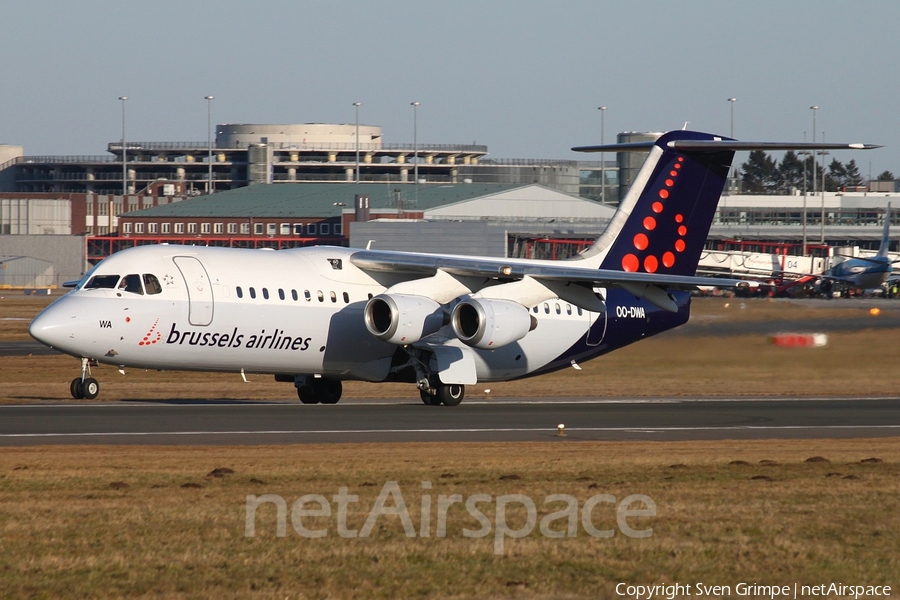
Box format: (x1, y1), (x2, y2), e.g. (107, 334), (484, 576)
(818, 203), (896, 293)
(29, 131), (877, 405)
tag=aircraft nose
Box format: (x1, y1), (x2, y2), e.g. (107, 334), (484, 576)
(29, 297), (87, 352)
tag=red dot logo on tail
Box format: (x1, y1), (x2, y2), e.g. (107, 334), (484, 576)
(633, 233), (649, 251)
(662, 252), (675, 268)
(627, 155), (691, 273)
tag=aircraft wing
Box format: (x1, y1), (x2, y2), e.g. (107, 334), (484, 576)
(351, 249), (739, 288)
(350, 249), (742, 312)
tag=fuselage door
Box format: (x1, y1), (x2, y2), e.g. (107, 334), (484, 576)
(173, 256), (214, 326)
(585, 287), (607, 346)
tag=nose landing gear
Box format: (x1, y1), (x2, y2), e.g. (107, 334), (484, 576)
(70, 358), (100, 399)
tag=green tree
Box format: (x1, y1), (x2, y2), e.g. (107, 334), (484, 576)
(826, 158), (847, 192)
(741, 150), (778, 193)
(844, 159), (863, 188)
(777, 150), (804, 193)
(877, 170), (895, 182)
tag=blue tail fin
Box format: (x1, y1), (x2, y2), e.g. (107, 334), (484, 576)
(572, 131), (879, 276)
(580, 130), (733, 276)
(877, 202), (891, 258)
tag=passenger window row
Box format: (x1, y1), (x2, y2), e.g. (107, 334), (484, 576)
(234, 286), (351, 305)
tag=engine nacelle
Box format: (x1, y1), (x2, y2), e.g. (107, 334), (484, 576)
(364, 294), (447, 345)
(451, 298), (535, 350)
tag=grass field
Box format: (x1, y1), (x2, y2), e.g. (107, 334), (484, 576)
(1, 440), (898, 598)
(2, 294), (899, 597)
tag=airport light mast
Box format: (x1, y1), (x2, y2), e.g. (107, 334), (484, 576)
(810, 106), (818, 201)
(353, 102), (361, 183)
(119, 96), (128, 196)
(820, 134), (828, 244)
(598, 106), (607, 203)
(727, 98), (737, 193)
(205, 95), (214, 193)
(411, 101), (420, 206)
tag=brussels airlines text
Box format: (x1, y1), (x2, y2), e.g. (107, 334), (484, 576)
(165, 323), (312, 351)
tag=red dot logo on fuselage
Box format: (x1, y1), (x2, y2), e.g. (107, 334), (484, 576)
(139, 318), (162, 346)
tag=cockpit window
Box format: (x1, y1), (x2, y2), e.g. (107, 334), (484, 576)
(143, 274), (162, 295)
(73, 262), (103, 291)
(118, 274), (144, 295)
(84, 274), (120, 289)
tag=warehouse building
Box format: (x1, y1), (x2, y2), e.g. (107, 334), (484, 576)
(99, 183), (613, 262)
(0, 255), (56, 289)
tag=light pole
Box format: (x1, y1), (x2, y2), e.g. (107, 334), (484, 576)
(727, 98), (737, 194)
(810, 106), (818, 202)
(728, 98), (737, 138)
(205, 95), (214, 193)
(119, 96), (128, 196)
(801, 132), (808, 256)
(411, 101), (420, 205)
(353, 102), (361, 183)
(820, 132), (828, 244)
(598, 106), (607, 203)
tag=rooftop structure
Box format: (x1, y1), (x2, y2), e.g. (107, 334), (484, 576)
(2, 122), (605, 198)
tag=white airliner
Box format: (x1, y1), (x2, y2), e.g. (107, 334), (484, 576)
(29, 131), (877, 405)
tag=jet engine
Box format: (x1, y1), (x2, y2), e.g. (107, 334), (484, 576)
(451, 298), (535, 350)
(363, 294), (447, 345)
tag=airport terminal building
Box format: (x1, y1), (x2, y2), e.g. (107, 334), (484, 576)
(0, 123), (612, 201)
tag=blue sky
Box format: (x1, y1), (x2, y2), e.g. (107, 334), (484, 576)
(2, 1), (898, 176)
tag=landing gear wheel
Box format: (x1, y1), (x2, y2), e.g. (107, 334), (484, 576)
(420, 389), (440, 406)
(297, 386), (320, 404)
(70, 377), (86, 400)
(81, 378), (100, 400)
(296, 379), (342, 404)
(436, 383), (465, 407)
(318, 379), (342, 405)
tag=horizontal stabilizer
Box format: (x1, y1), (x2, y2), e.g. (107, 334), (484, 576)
(573, 140), (881, 153)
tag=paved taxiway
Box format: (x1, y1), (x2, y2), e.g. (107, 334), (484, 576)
(1, 397), (898, 445)
(0, 341), (59, 356)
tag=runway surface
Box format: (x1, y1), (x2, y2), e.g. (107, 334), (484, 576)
(0, 341), (60, 356)
(1, 396), (898, 446)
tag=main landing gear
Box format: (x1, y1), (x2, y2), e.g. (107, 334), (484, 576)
(401, 347), (466, 407)
(294, 376), (343, 405)
(284, 368), (466, 407)
(70, 358), (100, 399)
(419, 382), (465, 407)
